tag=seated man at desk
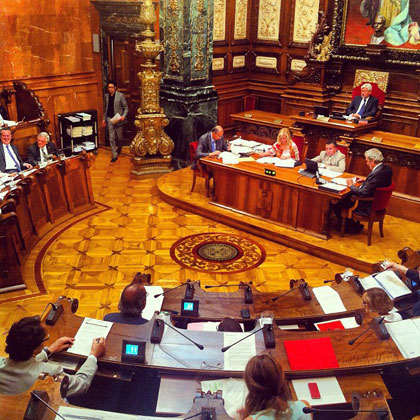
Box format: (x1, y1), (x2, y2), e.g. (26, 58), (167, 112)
(311, 140), (345, 173)
(346, 83), (378, 120)
(0, 315), (105, 396)
(332, 148), (392, 233)
(27, 131), (59, 166)
(194, 125), (228, 169)
(0, 127), (32, 174)
(103, 282), (148, 325)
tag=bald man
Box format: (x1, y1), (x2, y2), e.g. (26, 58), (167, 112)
(103, 283), (148, 325)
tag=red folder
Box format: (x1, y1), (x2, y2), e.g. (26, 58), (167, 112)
(284, 337), (339, 370)
(317, 320), (345, 331)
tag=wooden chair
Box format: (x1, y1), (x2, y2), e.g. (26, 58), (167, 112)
(340, 182), (395, 246)
(292, 135), (308, 162)
(189, 141), (211, 197)
(336, 140), (352, 171)
(351, 69), (389, 121)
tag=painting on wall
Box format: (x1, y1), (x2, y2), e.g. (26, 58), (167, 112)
(342, 0), (420, 48)
(331, 0), (420, 65)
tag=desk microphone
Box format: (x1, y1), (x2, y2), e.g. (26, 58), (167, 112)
(40, 302), (64, 326)
(183, 410), (215, 420)
(151, 318), (204, 350)
(205, 282), (253, 304)
(315, 171), (327, 185)
(324, 274), (343, 284)
(154, 280), (193, 298)
(348, 317), (388, 345)
(271, 280), (311, 302)
(221, 324), (275, 352)
(26, 391), (67, 420)
(302, 406), (388, 418)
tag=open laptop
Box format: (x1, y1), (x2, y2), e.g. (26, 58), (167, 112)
(298, 158), (318, 179)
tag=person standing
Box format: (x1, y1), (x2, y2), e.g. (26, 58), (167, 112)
(101, 81), (128, 163)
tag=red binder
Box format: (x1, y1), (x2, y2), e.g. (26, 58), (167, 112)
(284, 337), (339, 370)
(317, 320), (345, 331)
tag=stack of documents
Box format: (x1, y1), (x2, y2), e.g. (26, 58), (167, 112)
(359, 270), (412, 299)
(386, 318), (420, 359)
(65, 116), (80, 123)
(256, 156), (296, 167)
(77, 112), (92, 121)
(229, 138), (262, 148)
(82, 126), (93, 136)
(67, 126), (84, 138)
(81, 141), (96, 151)
(318, 168), (343, 178)
(219, 151), (240, 164)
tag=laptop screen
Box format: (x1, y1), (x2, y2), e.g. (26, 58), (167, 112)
(305, 158), (318, 174)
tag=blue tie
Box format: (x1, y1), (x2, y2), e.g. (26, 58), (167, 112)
(6, 145), (21, 172)
(211, 140), (216, 153)
(358, 99), (366, 117)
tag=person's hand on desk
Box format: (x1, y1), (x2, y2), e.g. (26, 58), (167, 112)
(350, 113), (361, 119)
(48, 336), (76, 353)
(23, 163), (33, 170)
(346, 176), (364, 187)
(90, 337), (106, 358)
(208, 150), (221, 157)
(386, 262), (408, 275)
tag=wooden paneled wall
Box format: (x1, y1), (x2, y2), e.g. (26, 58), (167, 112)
(213, 0), (420, 138)
(0, 1), (104, 146)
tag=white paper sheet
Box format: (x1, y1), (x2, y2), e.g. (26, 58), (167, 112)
(330, 177), (354, 186)
(315, 317), (359, 330)
(230, 138), (262, 148)
(142, 285), (164, 320)
(110, 112), (121, 124)
(386, 319), (420, 359)
(359, 271), (411, 299)
(312, 286), (347, 314)
(201, 378), (247, 418)
(69, 318), (113, 356)
(318, 167), (343, 178)
(223, 332), (256, 371)
(291, 376), (346, 406)
(274, 158), (296, 168)
(219, 151), (240, 164)
(318, 182), (347, 192)
(58, 405), (169, 420)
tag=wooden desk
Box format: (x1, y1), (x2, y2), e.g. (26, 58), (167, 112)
(162, 281), (364, 327)
(0, 154), (95, 293)
(200, 157), (351, 239)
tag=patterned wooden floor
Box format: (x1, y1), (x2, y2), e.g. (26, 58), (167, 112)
(1, 148), (419, 354)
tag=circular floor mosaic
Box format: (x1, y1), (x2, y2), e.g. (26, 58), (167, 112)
(170, 233), (266, 274)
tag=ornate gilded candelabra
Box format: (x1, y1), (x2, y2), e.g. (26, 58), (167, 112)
(130, 0), (174, 178)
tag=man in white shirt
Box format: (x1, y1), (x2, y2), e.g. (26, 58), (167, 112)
(0, 127), (32, 174)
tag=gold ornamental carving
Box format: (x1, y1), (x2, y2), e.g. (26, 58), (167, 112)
(354, 69), (389, 92)
(130, 0), (174, 178)
(257, 0), (281, 41)
(167, 0), (181, 73)
(234, 0), (248, 40)
(213, 0), (226, 41)
(194, 0), (205, 72)
(293, 0), (319, 43)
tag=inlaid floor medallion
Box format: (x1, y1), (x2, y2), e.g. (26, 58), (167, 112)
(170, 233), (266, 274)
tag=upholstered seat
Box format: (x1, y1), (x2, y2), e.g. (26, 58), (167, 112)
(189, 141), (211, 197)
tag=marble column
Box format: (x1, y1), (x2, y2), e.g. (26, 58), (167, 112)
(159, 0), (218, 167)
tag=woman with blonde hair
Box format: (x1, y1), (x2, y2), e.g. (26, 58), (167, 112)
(260, 128), (300, 161)
(362, 287), (403, 322)
(239, 353), (311, 419)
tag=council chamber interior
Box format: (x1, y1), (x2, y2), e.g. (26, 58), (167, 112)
(1, 0), (420, 419)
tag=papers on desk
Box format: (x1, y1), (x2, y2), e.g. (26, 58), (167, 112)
(386, 318), (420, 359)
(229, 145), (254, 155)
(77, 112), (92, 121)
(359, 270), (411, 299)
(223, 331), (256, 371)
(315, 317), (359, 331)
(69, 318), (113, 356)
(0, 119), (18, 127)
(318, 167), (343, 178)
(58, 405), (169, 420)
(219, 151), (240, 164)
(291, 377), (346, 406)
(275, 158), (296, 168)
(318, 182), (347, 192)
(142, 285), (164, 320)
(229, 138), (262, 148)
(330, 177), (354, 186)
(312, 286), (347, 314)
(201, 378), (247, 418)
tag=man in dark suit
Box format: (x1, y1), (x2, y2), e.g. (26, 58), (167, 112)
(333, 148), (393, 233)
(346, 83), (379, 120)
(193, 125), (228, 169)
(0, 127), (32, 174)
(101, 80), (129, 163)
(26, 132), (59, 166)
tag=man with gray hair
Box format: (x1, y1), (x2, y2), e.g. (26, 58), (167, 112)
(346, 83), (379, 120)
(333, 148), (392, 233)
(27, 131), (59, 166)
